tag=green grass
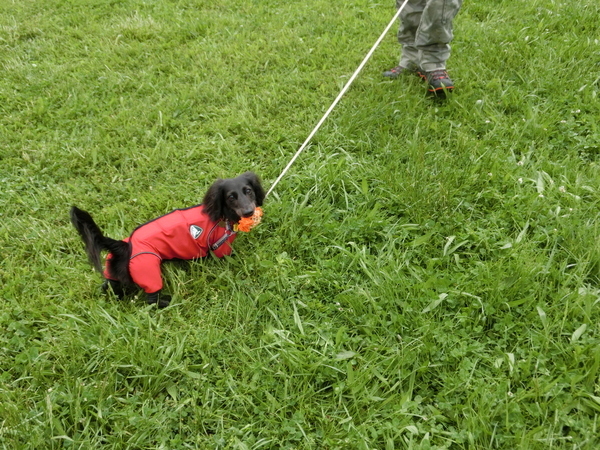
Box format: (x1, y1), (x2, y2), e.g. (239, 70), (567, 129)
(1, 0), (600, 448)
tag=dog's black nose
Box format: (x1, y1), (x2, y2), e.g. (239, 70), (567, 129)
(242, 209), (255, 218)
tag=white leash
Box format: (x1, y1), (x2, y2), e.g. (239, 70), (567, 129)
(265, 0), (410, 198)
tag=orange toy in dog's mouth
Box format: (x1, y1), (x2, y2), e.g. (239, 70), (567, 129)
(234, 207), (263, 232)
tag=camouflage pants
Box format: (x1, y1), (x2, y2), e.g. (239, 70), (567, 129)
(396, 0), (462, 72)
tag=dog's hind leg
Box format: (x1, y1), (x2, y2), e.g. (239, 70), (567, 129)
(128, 253), (171, 308)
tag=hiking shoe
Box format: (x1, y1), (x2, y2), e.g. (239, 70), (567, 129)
(425, 69), (455, 94)
(383, 65), (425, 80)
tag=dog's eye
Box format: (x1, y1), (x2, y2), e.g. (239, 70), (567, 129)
(227, 194), (235, 200)
(244, 188), (252, 195)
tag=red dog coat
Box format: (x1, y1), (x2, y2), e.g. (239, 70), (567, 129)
(103, 205), (236, 294)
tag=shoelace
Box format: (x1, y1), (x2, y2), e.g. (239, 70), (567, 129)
(428, 70), (449, 80)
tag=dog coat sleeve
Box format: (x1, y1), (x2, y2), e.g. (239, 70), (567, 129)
(129, 252), (163, 293)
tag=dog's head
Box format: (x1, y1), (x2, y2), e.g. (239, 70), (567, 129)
(202, 172), (265, 223)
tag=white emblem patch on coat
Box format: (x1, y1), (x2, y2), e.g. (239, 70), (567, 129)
(189, 225), (203, 239)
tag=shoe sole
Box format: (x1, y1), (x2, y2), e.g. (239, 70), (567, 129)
(427, 86), (454, 99)
(428, 85), (455, 92)
(427, 79), (455, 94)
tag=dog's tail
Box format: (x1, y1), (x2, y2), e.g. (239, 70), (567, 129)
(69, 206), (129, 274)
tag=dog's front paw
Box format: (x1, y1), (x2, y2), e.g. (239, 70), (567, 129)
(146, 290), (171, 308)
(101, 279), (126, 299)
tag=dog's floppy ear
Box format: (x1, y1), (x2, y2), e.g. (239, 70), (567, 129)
(202, 179), (225, 222)
(242, 171), (265, 206)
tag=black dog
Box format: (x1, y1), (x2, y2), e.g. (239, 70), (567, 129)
(70, 172), (264, 307)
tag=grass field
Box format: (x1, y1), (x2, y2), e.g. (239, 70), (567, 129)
(1, 0), (599, 448)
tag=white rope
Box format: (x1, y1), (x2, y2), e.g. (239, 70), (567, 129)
(265, 0), (410, 198)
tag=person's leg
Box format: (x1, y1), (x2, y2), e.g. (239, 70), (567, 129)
(415, 0), (462, 72)
(383, 0), (427, 78)
(413, 0), (462, 93)
(398, 0), (426, 69)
